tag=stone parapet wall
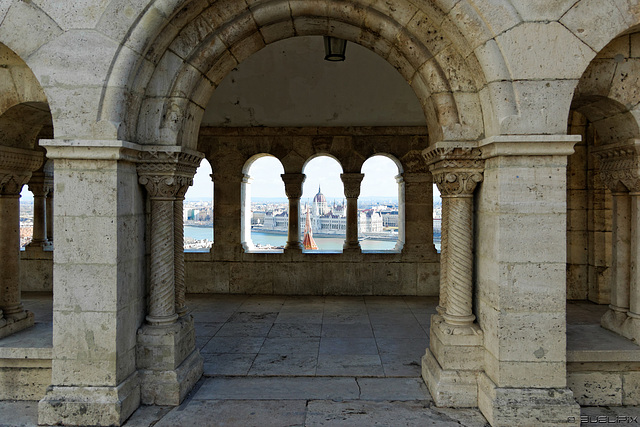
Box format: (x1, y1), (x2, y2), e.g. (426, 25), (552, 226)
(20, 249), (53, 292)
(185, 252), (439, 296)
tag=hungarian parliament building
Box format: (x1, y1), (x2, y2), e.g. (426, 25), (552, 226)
(259, 187), (395, 236)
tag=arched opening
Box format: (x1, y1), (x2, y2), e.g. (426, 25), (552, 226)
(359, 155), (403, 252)
(565, 30), (640, 406)
(242, 154), (287, 252)
(301, 155), (345, 253)
(184, 158), (213, 252)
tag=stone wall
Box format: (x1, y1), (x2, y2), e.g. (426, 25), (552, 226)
(185, 251), (439, 296)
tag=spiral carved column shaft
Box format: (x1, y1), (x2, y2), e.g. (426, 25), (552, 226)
(148, 198), (177, 325)
(437, 197), (449, 315)
(442, 194), (475, 325)
(174, 197), (187, 317)
(430, 162), (483, 332)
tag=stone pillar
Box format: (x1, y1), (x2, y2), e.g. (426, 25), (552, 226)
(281, 173), (305, 253)
(26, 172), (50, 249)
(394, 174), (405, 251)
(595, 140), (640, 342)
(340, 173), (364, 252)
(38, 140), (144, 426)
(241, 173), (254, 251)
(473, 136), (581, 426)
(421, 144), (484, 407)
(45, 179), (53, 244)
(402, 172), (438, 257)
(212, 171), (243, 260)
(0, 146), (42, 339)
(136, 148), (204, 406)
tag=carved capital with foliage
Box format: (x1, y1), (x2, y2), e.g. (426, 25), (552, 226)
(340, 173), (365, 199)
(0, 146), (44, 196)
(424, 145), (484, 197)
(280, 173), (306, 199)
(137, 148), (203, 199)
(593, 141), (640, 193)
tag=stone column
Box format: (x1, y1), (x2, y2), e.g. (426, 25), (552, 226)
(340, 173), (364, 252)
(421, 144), (484, 408)
(594, 142), (640, 341)
(472, 136), (581, 426)
(45, 179), (53, 244)
(136, 148), (204, 406)
(0, 146), (42, 339)
(26, 172), (50, 249)
(402, 172), (438, 258)
(212, 171), (243, 260)
(281, 173), (305, 252)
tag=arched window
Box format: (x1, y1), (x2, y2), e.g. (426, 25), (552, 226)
(301, 156), (344, 253)
(433, 184), (441, 253)
(183, 158), (213, 252)
(19, 187), (34, 249)
(360, 155), (403, 252)
(242, 155), (286, 252)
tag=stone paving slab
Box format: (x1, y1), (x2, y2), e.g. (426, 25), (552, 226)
(155, 400), (307, 427)
(357, 378), (430, 401)
(195, 377), (360, 400)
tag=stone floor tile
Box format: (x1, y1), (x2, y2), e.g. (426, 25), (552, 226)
(357, 377), (431, 401)
(321, 323), (374, 338)
(259, 337), (320, 354)
(305, 400), (467, 427)
(275, 311), (323, 323)
(154, 399), (307, 427)
(248, 353), (318, 376)
(0, 401), (38, 427)
(194, 322), (223, 337)
(195, 335), (212, 351)
(267, 322), (322, 338)
(227, 311), (278, 323)
(379, 353), (423, 377)
(203, 353), (257, 376)
(322, 312), (370, 324)
(375, 337), (428, 355)
(316, 354), (384, 377)
(431, 407), (491, 427)
(319, 337), (379, 355)
(371, 323), (428, 339)
(215, 321), (274, 337)
(195, 377), (360, 400)
(122, 405), (172, 426)
(202, 336), (265, 354)
(192, 310), (235, 323)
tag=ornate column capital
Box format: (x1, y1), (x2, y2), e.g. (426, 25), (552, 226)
(424, 145), (484, 197)
(137, 148), (203, 200)
(27, 172), (51, 197)
(281, 173), (306, 199)
(340, 173), (364, 198)
(593, 140), (640, 193)
(0, 146), (44, 196)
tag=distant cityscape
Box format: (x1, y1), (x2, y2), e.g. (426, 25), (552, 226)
(19, 195), (442, 251)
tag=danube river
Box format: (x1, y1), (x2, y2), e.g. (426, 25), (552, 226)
(184, 226), (397, 251)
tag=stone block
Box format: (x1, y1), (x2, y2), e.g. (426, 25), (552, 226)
(622, 372), (640, 405)
(0, 312), (34, 340)
(484, 352), (568, 389)
(478, 373), (580, 427)
(560, 0), (630, 52)
(567, 371), (622, 405)
(429, 325), (484, 371)
(0, 358), (51, 400)
(138, 348), (203, 406)
(137, 317), (196, 372)
(38, 372), (140, 427)
(421, 349), (479, 408)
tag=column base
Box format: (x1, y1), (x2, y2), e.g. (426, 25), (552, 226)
(38, 372), (140, 427)
(601, 307), (627, 337)
(136, 315), (203, 405)
(0, 310), (34, 339)
(421, 315), (484, 407)
(138, 348), (203, 405)
(478, 373), (580, 427)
